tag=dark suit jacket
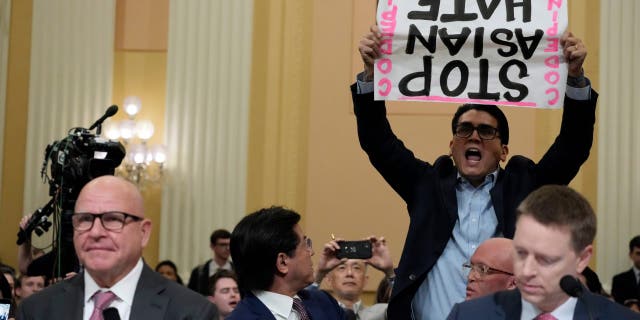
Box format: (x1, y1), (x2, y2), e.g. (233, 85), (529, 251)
(612, 268), (639, 305)
(188, 259), (234, 295)
(352, 84), (598, 319)
(447, 288), (640, 319)
(17, 263), (217, 320)
(227, 289), (346, 320)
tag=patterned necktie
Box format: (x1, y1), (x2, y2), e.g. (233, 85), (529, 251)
(535, 313), (557, 320)
(89, 291), (117, 320)
(292, 297), (311, 320)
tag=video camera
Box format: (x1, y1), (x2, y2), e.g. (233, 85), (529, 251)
(17, 106), (125, 278)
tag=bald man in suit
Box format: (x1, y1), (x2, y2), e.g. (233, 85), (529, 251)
(18, 176), (216, 320)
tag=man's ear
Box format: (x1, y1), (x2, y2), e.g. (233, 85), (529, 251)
(500, 144), (509, 162)
(507, 276), (517, 290)
(276, 252), (289, 274)
(576, 244), (593, 274)
(449, 140), (454, 156)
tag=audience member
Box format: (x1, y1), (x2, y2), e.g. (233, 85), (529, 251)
(315, 236), (393, 319)
(14, 275), (45, 304)
(354, 24), (597, 319)
(464, 238), (516, 300)
(375, 276), (391, 304)
(155, 260), (184, 285)
(17, 215), (45, 276)
(188, 229), (233, 295)
(447, 185), (639, 319)
(17, 176), (217, 319)
(0, 272), (15, 320)
(208, 269), (240, 320)
(0, 267), (15, 299)
(611, 235), (640, 306)
(579, 266), (607, 296)
(227, 206), (345, 319)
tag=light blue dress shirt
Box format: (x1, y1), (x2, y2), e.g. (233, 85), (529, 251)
(412, 171), (499, 320)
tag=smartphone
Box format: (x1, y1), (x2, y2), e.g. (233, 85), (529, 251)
(336, 240), (372, 259)
(0, 299), (11, 319)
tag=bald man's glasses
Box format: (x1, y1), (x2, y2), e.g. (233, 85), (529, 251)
(462, 262), (513, 278)
(72, 211), (142, 232)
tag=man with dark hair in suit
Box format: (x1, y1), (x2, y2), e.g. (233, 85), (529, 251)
(17, 176), (217, 319)
(355, 25), (598, 320)
(447, 185), (640, 319)
(188, 229), (233, 295)
(227, 206), (345, 320)
(611, 235), (640, 307)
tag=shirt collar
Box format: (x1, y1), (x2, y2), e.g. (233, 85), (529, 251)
(521, 296), (577, 320)
(338, 300), (363, 313)
(457, 167), (499, 187)
(633, 266), (640, 281)
(253, 290), (294, 319)
(84, 258), (144, 307)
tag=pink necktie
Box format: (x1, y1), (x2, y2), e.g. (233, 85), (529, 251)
(292, 297), (311, 320)
(89, 291), (117, 320)
(535, 313), (557, 320)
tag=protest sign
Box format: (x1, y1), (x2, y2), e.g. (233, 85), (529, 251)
(375, 0), (568, 108)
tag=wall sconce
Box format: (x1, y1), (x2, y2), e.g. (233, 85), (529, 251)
(104, 96), (166, 186)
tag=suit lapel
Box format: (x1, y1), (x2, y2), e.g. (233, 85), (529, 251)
(130, 264), (169, 319)
(441, 168), (459, 226)
(494, 289), (522, 320)
(58, 273), (85, 320)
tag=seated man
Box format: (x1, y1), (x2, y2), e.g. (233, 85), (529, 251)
(611, 235), (640, 306)
(465, 238), (516, 300)
(227, 206), (345, 319)
(207, 269), (240, 319)
(18, 176), (217, 319)
(448, 185), (640, 319)
(315, 236), (394, 319)
(14, 275), (45, 305)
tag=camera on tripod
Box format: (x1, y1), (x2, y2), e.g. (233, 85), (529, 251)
(17, 106), (126, 277)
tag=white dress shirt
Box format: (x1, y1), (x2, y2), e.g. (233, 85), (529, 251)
(520, 296), (577, 320)
(254, 290), (302, 320)
(83, 259), (144, 320)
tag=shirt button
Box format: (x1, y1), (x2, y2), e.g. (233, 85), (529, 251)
(409, 274), (416, 281)
(471, 245), (477, 249)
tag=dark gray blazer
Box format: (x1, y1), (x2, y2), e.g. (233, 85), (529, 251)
(447, 289), (640, 320)
(17, 263), (217, 320)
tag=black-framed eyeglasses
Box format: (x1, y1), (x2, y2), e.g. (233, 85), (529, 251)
(455, 123), (500, 140)
(462, 262), (513, 278)
(72, 211), (143, 232)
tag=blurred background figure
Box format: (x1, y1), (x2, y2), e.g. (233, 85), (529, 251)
(612, 235), (640, 308)
(464, 238), (516, 300)
(189, 229), (233, 295)
(155, 260), (184, 285)
(207, 269), (240, 319)
(14, 275), (45, 305)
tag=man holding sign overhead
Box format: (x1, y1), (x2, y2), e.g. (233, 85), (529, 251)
(351, 1), (597, 319)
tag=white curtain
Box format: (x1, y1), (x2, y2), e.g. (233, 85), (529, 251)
(161, 0), (253, 279)
(596, 0), (640, 290)
(0, 0), (10, 199)
(22, 0), (115, 214)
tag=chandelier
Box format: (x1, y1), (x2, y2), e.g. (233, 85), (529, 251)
(103, 96), (166, 186)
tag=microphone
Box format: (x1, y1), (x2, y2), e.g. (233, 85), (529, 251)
(559, 275), (583, 298)
(88, 105), (119, 130)
(103, 307), (121, 320)
(559, 275), (593, 320)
